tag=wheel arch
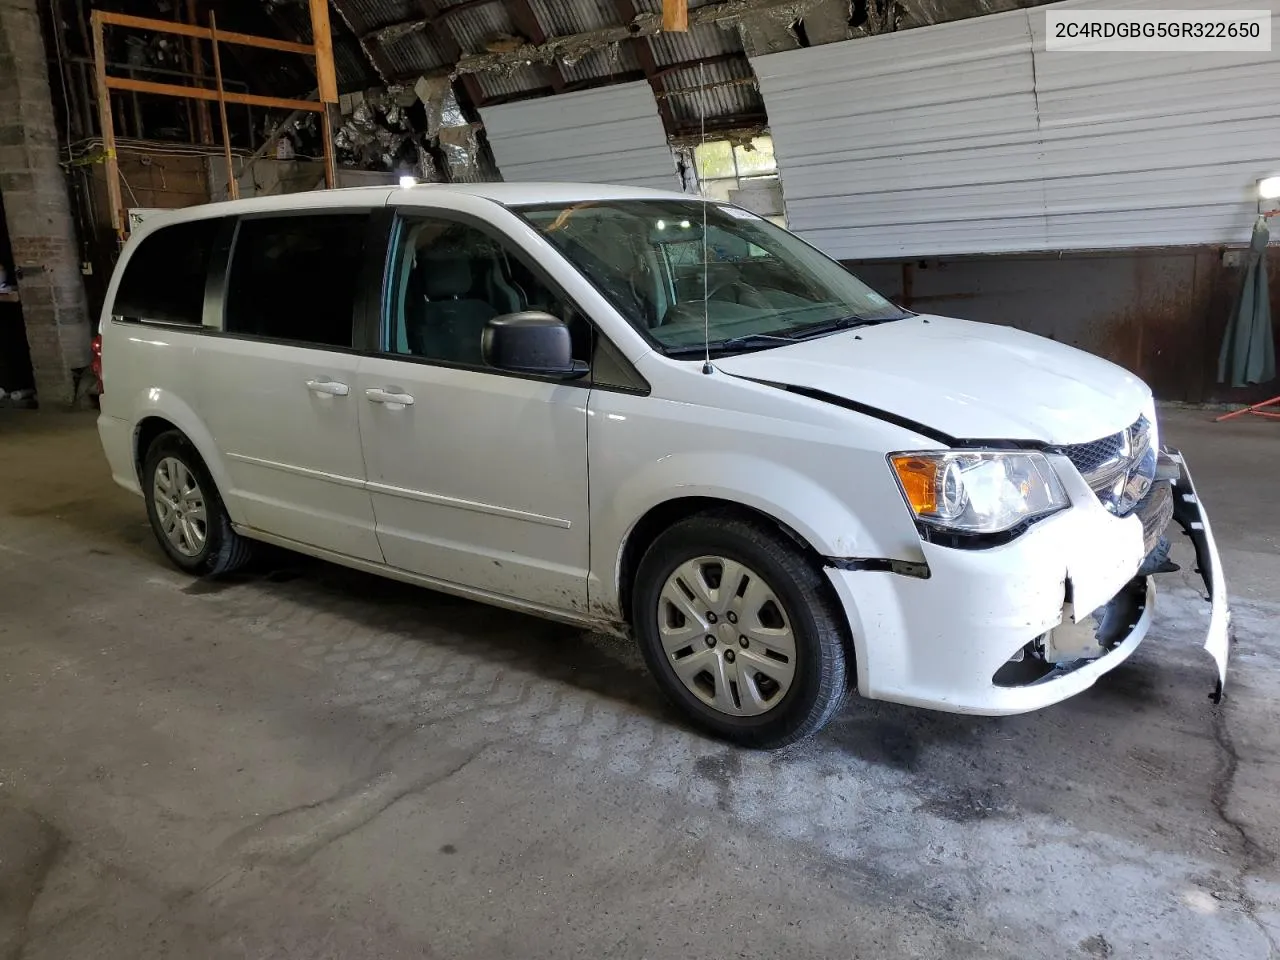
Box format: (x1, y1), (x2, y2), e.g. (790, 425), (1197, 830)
(616, 496), (829, 628)
(128, 391), (239, 522)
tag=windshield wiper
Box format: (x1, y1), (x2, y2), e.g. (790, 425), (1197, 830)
(793, 313), (906, 339)
(665, 333), (799, 356)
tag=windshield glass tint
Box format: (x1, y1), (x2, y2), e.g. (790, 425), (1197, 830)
(516, 200), (906, 352)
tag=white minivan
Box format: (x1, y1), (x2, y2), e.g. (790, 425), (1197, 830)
(96, 182), (1229, 746)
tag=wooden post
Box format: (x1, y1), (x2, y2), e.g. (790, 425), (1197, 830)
(308, 0), (340, 189)
(208, 12), (239, 202)
(90, 11), (124, 241)
(662, 0), (689, 32)
(186, 0), (213, 143)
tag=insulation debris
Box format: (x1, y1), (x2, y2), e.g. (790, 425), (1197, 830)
(452, 0), (824, 76)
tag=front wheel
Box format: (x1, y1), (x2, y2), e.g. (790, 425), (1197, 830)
(632, 513), (850, 747)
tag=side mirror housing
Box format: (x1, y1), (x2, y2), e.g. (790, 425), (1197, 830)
(482, 311), (588, 378)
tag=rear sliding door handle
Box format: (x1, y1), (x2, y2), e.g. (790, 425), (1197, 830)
(365, 387), (414, 406)
(305, 378), (349, 397)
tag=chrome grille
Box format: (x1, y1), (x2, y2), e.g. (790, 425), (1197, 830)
(1058, 416), (1155, 517)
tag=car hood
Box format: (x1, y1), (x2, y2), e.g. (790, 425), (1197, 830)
(714, 314), (1151, 446)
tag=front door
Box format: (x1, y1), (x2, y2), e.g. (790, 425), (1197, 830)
(355, 213), (590, 611)
(200, 212), (382, 562)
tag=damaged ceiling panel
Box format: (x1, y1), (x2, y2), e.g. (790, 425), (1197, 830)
(480, 80), (678, 187)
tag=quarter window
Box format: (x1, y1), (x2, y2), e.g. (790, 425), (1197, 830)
(224, 214), (368, 348)
(113, 218), (221, 324)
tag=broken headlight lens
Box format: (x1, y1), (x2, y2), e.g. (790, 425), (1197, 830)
(889, 451), (1069, 535)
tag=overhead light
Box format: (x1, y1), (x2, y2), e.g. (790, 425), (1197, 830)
(656, 219), (665, 230)
(399, 175), (417, 188)
(1259, 176), (1280, 200)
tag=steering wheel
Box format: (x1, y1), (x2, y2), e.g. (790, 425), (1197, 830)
(707, 279), (772, 309)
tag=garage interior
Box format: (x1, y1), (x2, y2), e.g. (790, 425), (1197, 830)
(2, 0), (1279, 956)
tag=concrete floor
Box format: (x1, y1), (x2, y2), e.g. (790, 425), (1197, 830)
(1, 408), (1278, 959)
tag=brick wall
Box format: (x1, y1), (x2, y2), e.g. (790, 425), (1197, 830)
(0, 0), (92, 405)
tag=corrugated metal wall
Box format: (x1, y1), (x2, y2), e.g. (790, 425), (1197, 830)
(479, 82), (678, 189)
(753, 0), (1280, 259)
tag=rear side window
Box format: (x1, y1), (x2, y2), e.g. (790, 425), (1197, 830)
(113, 218), (221, 324)
(224, 214), (368, 348)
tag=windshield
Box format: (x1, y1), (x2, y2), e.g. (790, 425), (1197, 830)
(515, 199), (908, 355)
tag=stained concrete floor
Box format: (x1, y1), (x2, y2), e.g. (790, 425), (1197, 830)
(0, 406), (1278, 959)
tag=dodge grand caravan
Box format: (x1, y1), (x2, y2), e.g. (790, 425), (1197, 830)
(96, 183), (1229, 746)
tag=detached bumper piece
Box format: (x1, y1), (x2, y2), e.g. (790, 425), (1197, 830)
(1166, 448), (1232, 702)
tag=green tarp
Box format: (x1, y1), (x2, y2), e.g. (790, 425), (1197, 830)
(1218, 216), (1276, 388)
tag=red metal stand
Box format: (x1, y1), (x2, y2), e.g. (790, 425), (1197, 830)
(1215, 397), (1280, 421)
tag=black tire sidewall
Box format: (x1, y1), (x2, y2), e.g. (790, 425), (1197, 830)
(632, 517), (846, 746)
(142, 432), (234, 575)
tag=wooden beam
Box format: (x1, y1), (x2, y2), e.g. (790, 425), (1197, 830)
(96, 11), (315, 56)
(663, 0), (689, 31)
(90, 11), (124, 240)
(208, 12), (238, 201)
(307, 0), (339, 104)
(103, 76), (326, 113)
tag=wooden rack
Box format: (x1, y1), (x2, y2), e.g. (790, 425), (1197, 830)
(91, 2), (339, 241)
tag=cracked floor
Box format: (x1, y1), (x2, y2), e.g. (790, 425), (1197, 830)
(1, 407), (1277, 959)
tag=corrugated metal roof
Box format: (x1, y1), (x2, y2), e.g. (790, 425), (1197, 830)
(528, 0), (615, 34)
(476, 68), (547, 99)
(378, 28), (453, 76)
(560, 44), (643, 82)
(753, 0), (1280, 258)
(480, 80), (678, 187)
(330, 0), (421, 34)
(648, 23), (742, 63)
(661, 57), (762, 127)
(447, 2), (521, 54)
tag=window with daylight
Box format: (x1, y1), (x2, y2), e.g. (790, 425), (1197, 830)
(691, 136), (785, 226)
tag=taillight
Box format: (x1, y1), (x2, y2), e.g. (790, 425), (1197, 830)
(91, 334), (103, 393)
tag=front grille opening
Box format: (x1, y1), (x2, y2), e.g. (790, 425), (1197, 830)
(1056, 415), (1154, 518)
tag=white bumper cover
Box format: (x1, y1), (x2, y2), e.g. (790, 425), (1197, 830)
(827, 451), (1229, 715)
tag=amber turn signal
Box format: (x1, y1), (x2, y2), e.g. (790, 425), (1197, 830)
(890, 455), (940, 515)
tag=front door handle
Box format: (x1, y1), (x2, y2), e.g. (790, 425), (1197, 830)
(306, 378), (349, 397)
(365, 387), (415, 406)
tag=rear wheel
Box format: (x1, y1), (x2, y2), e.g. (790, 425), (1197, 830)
(143, 431), (251, 576)
(632, 513), (850, 747)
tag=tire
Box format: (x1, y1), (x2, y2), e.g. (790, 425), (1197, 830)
(142, 430), (252, 577)
(632, 511), (850, 748)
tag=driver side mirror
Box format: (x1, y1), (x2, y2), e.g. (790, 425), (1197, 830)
(482, 311), (588, 379)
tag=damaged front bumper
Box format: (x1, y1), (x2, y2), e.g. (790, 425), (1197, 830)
(1167, 449), (1231, 702)
(825, 447), (1230, 715)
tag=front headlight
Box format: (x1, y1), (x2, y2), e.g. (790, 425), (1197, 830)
(889, 451), (1069, 535)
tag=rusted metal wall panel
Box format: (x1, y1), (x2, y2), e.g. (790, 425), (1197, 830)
(479, 80), (678, 187)
(753, 0), (1280, 259)
(849, 247), (1280, 404)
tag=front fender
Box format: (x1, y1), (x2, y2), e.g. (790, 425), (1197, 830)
(594, 450), (922, 615)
